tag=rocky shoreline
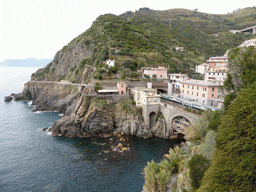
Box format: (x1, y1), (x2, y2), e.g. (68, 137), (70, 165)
(5, 81), (155, 139)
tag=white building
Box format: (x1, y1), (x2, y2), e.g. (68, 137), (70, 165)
(195, 63), (209, 74)
(238, 38), (256, 48)
(169, 73), (188, 90)
(205, 71), (227, 85)
(106, 59), (115, 68)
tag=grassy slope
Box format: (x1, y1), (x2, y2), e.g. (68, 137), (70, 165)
(33, 7), (256, 82)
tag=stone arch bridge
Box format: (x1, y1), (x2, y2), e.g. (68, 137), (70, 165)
(142, 101), (199, 139)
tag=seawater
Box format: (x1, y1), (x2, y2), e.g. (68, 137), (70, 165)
(0, 67), (183, 192)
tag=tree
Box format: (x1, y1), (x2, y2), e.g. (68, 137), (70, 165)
(227, 46), (256, 92)
(198, 83), (256, 192)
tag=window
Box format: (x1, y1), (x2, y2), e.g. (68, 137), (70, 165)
(121, 91), (124, 94)
(188, 85), (189, 88)
(192, 92), (193, 95)
(196, 92), (198, 96)
(183, 84), (184, 88)
(122, 85), (123, 87)
(212, 94), (214, 97)
(192, 86), (194, 89)
(197, 86), (199, 90)
(202, 94), (205, 97)
(187, 91), (189, 94)
(182, 90), (184, 93)
(212, 87), (214, 91)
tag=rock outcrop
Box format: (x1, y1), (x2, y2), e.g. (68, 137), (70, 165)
(51, 94), (152, 139)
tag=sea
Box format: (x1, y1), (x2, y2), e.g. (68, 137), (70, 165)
(0, 67), (182, 192)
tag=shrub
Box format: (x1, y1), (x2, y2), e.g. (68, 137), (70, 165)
(142, 159), (173, 192)
(156, 111), (163, 122)
(188, 154), (210, 190)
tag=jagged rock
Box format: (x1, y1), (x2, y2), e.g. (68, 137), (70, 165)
(4, 95), (13, 102)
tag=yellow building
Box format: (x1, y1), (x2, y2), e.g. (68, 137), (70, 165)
(130, 87), (160, 106)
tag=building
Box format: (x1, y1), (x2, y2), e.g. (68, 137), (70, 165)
(180, 80), (221, 106)
(97, 82), (126, 95)
(207, 56), (228, 72)
(106, 59), (115, 68)
(130, 87), (160, 106)
(205, 71), (227, 85)
(238, 38), (256, 48)
(195, 63), (209, 74)
(143, 66), (167, 79)
(169, 73), (188, 90)
(117, 82), (127, 94)
(175, 47), (184, 52)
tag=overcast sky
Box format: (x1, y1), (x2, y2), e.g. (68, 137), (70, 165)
(0, 0), (255, 62)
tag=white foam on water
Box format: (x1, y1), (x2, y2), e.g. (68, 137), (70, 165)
(27, 101), (32, 106)
(58, 113), (64, 117)
(47, 132), (52, 135)
(35, 111), (43, 113)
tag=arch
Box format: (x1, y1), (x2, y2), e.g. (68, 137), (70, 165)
(170, 116), (191, 138)
(149, 111), (157, 128)
(157, 88), (167, 94)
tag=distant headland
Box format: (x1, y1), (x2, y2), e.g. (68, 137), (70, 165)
(0, 58), (53, 67)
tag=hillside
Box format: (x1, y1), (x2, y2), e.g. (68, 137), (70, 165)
(31, 7), (256, 83)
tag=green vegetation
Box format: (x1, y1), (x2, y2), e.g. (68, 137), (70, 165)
(32, 7), (256, 82)
(142, 147), (184, 192)
(188, 154), (210, 190)
(198, 83), (256, 191)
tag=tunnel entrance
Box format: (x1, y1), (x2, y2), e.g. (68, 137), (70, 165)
(149, 111), (157, 128)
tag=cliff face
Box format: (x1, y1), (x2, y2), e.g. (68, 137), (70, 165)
(31, 42), (93, 82)
(11, 82), (153, 139)
(14, 81), (82, 113)
(51, 94), (153, 139)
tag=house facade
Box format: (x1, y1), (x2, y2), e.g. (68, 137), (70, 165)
(117, 82), (127, 94)
(143, 66), (167, 79)
(169, 73), (189, 90)
(207, 56), (228, 72)
(106, 59), (115, 67)
(131, 87), (160, 106)
(195, 63), (209, 74)
(180, 80), (220, 105)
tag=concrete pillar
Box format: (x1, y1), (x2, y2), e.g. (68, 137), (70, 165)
(147, 82), (152, 89)
(168, 82), (173, 95)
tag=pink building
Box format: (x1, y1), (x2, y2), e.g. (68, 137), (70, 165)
(180, 80), (220, 105)
(117, 82), (127, 95)
(143, 66), (167, 79)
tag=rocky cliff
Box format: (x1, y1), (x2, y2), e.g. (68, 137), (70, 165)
(51, 94), (153, 139)
(9, 82), (153, 139)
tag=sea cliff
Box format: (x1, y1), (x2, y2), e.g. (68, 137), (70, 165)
(9, 81), (153, 139)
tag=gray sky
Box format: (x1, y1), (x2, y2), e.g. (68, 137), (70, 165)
(0, 0), (255, 62)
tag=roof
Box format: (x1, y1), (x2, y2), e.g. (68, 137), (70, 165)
(132, 87), (157, 92)
(169, 73), (188, 77)
(98, 89), (118, 93)
(180, 80), (221, 87)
